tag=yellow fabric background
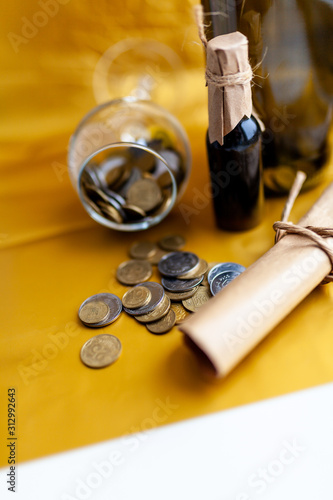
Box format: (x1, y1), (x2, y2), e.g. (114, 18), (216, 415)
(1, 0), (333, 465)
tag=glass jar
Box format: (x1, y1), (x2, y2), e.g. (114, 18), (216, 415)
(202, 0), (333, 194)
(68, 97), (191, 231)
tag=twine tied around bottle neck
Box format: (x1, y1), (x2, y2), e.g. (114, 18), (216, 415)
(205, 66), (253, 88)
(274, 171), (333, 284)
(194, 5), (253, 88)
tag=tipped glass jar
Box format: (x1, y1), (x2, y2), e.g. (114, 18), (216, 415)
(68, 97), (191, 231)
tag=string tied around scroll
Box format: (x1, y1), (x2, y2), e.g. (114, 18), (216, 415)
(274, 171), (333, 284)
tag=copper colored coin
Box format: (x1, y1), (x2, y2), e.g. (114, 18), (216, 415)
(146, 309), (176, 335)
(122, 286), (151, 309)
(80, 334), (122, 368)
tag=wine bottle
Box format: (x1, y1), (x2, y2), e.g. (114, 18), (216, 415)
(205, 32), (264, 231)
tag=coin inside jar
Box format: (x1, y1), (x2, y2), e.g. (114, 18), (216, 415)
(79, 300), (110, 325)
(122, 286), (152, 309)
(80, 334), (122, 368)
(126, 178), (163, 212)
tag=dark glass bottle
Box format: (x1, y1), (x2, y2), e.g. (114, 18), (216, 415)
(207, 115), (263, 231)
(202, 0), (333, 195)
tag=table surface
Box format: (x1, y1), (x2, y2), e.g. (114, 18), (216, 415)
(2, 0), (333, 467)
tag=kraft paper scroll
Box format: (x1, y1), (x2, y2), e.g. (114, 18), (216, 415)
(180, 182), (333, 377)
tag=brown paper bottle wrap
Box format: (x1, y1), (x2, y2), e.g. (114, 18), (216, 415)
(207, 32), (253, 145)
(180, 182), (333, 378)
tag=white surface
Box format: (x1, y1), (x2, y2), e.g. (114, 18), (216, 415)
(1, 382), (333, 499)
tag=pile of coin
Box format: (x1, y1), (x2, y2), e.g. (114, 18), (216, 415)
(78, 234), (246, 367)
(80, 143), (185, 225)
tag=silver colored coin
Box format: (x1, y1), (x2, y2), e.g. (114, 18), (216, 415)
(123, 282), (164, 316)
(210, 270), (242, 296)
(161, 275), (203, 292)
(178, 259), (208, 280)
(158, 251), (199, 277)
(207, 262), (246, 285)
(103, 187), (126, 207)
(79, 293), (122, 327)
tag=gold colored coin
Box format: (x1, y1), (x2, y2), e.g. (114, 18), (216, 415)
(116, 260), (153, 285)
(79, 300), (110, 325)
(159, 234), (186, 251)
(178, 259), (208, 280)
(122, 204), (147, 220)
(171, 303), (191, 324)
(122, 286), (152, 309)
(98, 201), (123, 223)
(182, 286), (211, 312)
(129, 241), (158, 260)
(134, 295), (171, 323)
(146, 309), (176, 334)
(80, 334), (122, 368)
(165, 286), (199, 302)
(126, 178), (163, 212)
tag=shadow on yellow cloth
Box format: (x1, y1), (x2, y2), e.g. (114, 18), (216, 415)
(1, 0), (333, 465)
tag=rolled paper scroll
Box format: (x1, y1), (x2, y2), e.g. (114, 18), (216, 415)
(180, 182), (333, 377)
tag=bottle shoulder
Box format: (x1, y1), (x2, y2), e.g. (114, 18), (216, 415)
(208, 115), (261, 151)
